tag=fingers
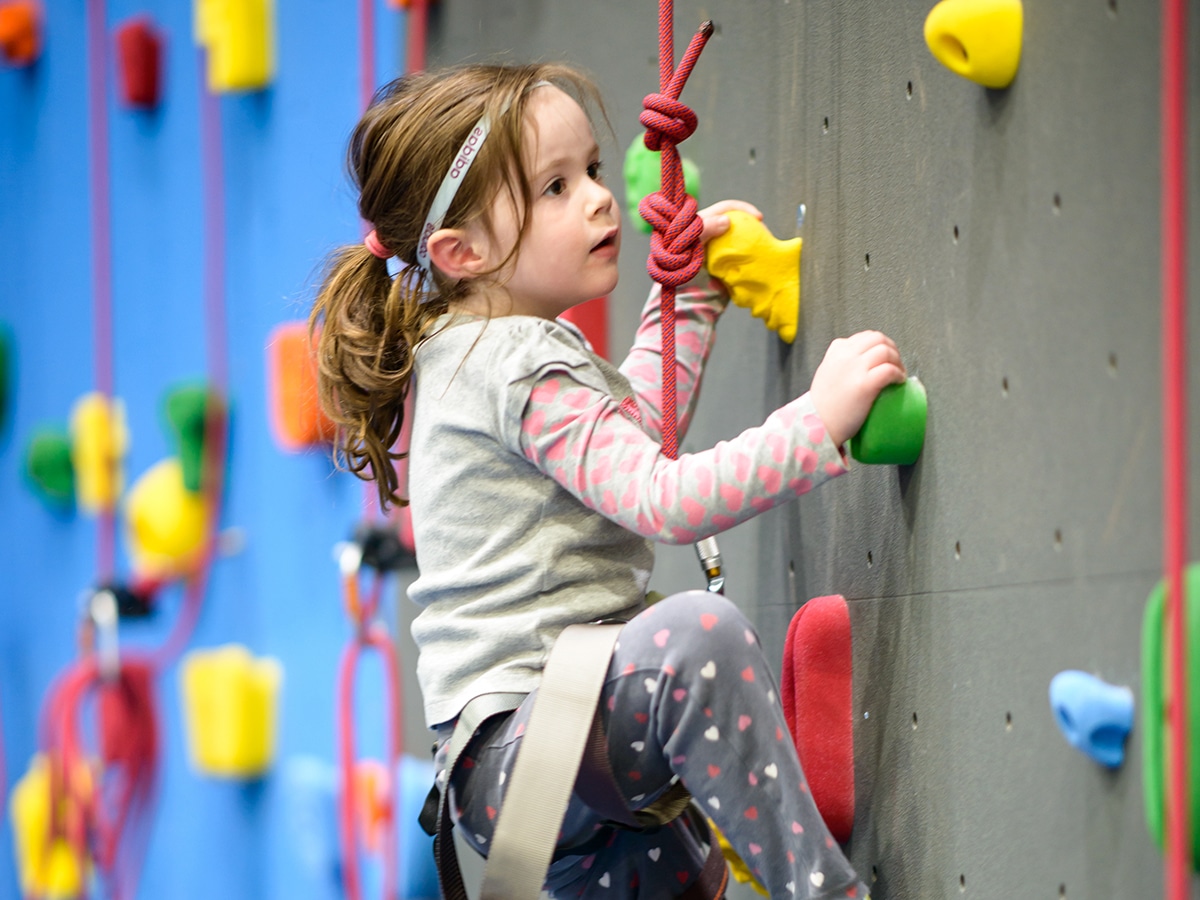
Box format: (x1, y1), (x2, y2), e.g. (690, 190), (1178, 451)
(861, 340), (906, 378)
(700, 199), (763, 220)
(698, 200), (764, 245)
(845, 329), (898, 355)
(866, 362), (908, 392)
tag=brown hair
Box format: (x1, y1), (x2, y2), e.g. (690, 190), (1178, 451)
(310, 63), (604, 510)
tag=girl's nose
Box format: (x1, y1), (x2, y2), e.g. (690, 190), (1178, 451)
(588, 181), (615, 216)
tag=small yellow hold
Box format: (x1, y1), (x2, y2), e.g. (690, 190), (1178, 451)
(706, 211), (801, 344)
(9, 755), (92, 899)
(69, 392), (127, 514)
(181, 644), (283, 779)
(195, 0), (275, 92)
(124, 457), (210, 581)
(924, 0), (1023, 89)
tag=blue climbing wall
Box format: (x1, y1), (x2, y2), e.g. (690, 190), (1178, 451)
(0, 3), (430, 900)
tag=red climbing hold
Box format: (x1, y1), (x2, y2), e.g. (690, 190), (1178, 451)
(781, 595), (855, 843)
(115, 16), (164, 110)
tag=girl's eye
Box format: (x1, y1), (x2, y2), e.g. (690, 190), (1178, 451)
(588, 161), (604, 181)
(544, 178), (566, 197)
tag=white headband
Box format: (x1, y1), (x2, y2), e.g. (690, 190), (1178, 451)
(414, 80), (552, 274)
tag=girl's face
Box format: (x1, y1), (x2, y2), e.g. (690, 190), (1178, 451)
(476, 86), (621, 319)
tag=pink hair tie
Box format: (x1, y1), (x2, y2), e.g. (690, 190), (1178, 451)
(364, 229), (391, 259)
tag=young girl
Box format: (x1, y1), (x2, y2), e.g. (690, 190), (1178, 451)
(312, 63), (904, 899)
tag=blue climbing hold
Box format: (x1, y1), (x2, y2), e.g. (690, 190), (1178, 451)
(1049, 670), (1134, 769)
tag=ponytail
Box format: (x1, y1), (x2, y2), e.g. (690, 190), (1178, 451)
(310, 245), (446, 510)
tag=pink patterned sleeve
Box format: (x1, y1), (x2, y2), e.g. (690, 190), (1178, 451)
(513, 369), (849, 545)
(617, 280), (728, 442)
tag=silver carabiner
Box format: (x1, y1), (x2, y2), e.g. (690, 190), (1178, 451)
(89, 588), (120, 681)
(694, 537), (725, 595)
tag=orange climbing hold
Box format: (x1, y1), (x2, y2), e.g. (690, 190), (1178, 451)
(267, 321), (336, 451)
(0, 0), (40, 67)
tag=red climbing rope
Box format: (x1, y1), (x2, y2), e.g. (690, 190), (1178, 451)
(639, 3), (713, 460)
(39, 655), (160, 900)
(337, 571), (404, 900)
(1161, 0), (1190, 889)
(86, 0), (116, 580)
(404, 0), (429, 76)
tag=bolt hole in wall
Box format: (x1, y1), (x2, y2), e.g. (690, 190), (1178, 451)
(867, 550), (874, 567)
(911, 711), (918, 730)
(1060, 883), (1068, 898)
(748, 146), (756, 165)
(953, 224), (959, 243)
(822, 115), (830, 133)
(1107, 0), (1117, 16)
(1108, 352), (1118, 374)
(1002, 376), (1009, 396)
(864, 252), (871, 271)
(959, 873), (967, 892)
(1005, 711), (1013, 731)
(1054, 529), (1063, 551)
(906, 80), (913, 99)
(1053, 192), (1063, 213)
(954, 540), (962, 560)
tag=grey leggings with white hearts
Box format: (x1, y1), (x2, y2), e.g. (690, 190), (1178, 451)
(436, 591), (870, 899)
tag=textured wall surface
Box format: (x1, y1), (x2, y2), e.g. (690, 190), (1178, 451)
(430, 1), (1200, 897)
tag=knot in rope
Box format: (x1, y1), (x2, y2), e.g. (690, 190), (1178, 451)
(640, 93), (699, 153)
(639, 191), (704, 287)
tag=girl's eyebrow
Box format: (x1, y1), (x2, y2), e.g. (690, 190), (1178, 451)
(535, 142), (601, 178)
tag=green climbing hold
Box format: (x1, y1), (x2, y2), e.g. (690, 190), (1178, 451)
(25, 427), (75, 507)
(164, 383), (214, 493)
(623, 135), (701, 235)
(848, 377), (927, 466)
(1141, 562), (1200, 868)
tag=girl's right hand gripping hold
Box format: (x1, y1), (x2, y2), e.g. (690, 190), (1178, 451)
(809, 330), (907, 448)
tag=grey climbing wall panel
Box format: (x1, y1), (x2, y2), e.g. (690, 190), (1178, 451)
(425, 1), (1200, 897)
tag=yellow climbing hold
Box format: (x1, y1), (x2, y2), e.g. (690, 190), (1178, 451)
(706, 211), (801, 344)
(924, 0), (1023, 89)
(194, 0), (275, 92)
(181, 644), (283, 778)
(69, 392), (127, 514)
(124, 457), (211, 580)
(9, 755), (92, 899)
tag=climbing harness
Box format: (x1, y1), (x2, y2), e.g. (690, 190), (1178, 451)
(430, 623), (728, 900)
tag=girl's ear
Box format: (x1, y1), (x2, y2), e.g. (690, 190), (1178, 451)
(425, 227), (492, 280)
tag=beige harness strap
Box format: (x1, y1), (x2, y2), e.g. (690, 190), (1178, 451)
(478, 622), (623, 900)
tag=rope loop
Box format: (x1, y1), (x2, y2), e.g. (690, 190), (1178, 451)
(640, 93), (699, 152)
(640, 191), (704, 287)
